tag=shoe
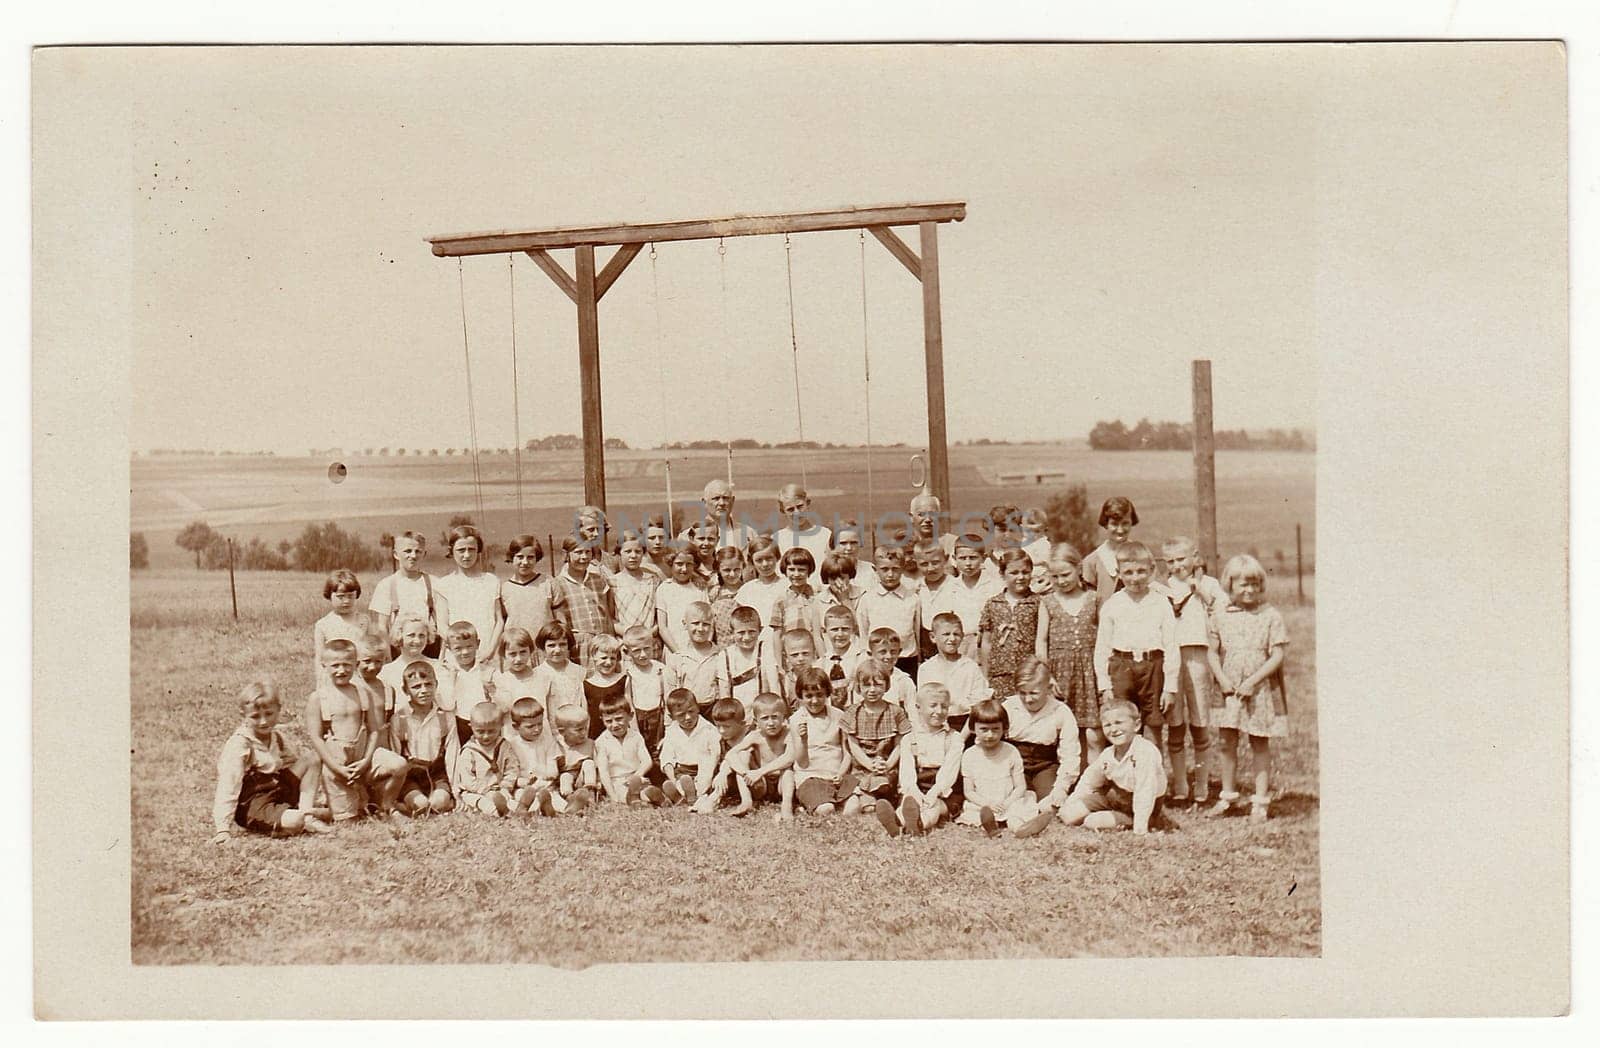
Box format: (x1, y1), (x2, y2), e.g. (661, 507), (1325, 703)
(1206, 792), (1239, 818)
(979, 806), (1000, 838)
(874, 799), (902, 837)
(641, 786), (665, 807)
(900, 797), (922, 837)
(677, 775), (698, 806)
(537, 788), (558, 818)
(1249, 796), (1270, 822)
(303, 815), (334, 835)
(660, 779), (684, 805)
(1011, 810), (1053, 838)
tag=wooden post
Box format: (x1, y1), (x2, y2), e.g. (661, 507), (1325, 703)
(919, 222), (951, 511)
(226, 538), (238, 621)
(575, 245), (606, 512)
(1296, 522), (1304, 605)
(1191, 360), (1219, 573)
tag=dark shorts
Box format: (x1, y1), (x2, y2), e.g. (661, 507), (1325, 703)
(1109, 650), (1166, 729)
(634, 707), (665, 758)
(915, 765), (962, 818)
(749, 770), (787, 804)
(1013, 740), (1060, 798)
(1081, 784), (1170, 828)
(794, 773), (860, 813)
(236, 768), (301, 836)
(402, 756), (448, 797)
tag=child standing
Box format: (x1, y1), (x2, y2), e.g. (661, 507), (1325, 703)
(621, 625), (668, 758)
(527, 622), (586, 723)
(656, 550), (709, 656)
(1159, 536), (1227, 805)
(947, 534), (1002, 651)
(956, 698), (1039, 837)
(500, 535), (557, 662)
(1056, 701), (1168, 834)
(378, 614), (451, 718)
(772, 628), (819, 712)
(610, 531), (661, 654)
(829, 521), (880, 593)
(1093, 542), (1179, 746)
(312, 570), (374, 685)
(816, 606), (863, 699)
(489, 626), (539, 714)
(717, 692), (797, 818)
(735, 537), (788, 631)
(436, 524), (502, 666)
(354, 632), (397, 745)
(658, 687), (722, 806)
(978, 549), (1041, 699)
(582, 635), (629, 741)
(877, 682), (964, 837)
(708, 546), (749, 646)
(865, 628), (919, 722)
(370, 531), (450, 658)
(1205, 555), (1290, 822)
(789, 668), (858, 816)
(717, 606), (767, 715)
(843, 660), (911, 813)
(1034, 542), (1103, 763)
(445, 621), (491, 743)
(454, 702), (517, 816)
(594, 693), (660, 806)
(387, 661), (460, 815)
(665, 602), (722, 714)
(818, 553), (865, 622)
(766, 547), (825, 653)
(857, 546), (921, 679)
(1081, 497), (1138, 601)
(553, 537), (614, 663)
(917, 612), (991, 734)
(211, 678), (331, 842)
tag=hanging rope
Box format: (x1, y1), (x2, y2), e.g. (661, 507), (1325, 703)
(456, 259), (486, 525)
(508, 254), (525, 529)
(650, 243), (673, 531)
(782, 234), (809, 488)
(859, 230), (875, 529)
(719, 237), (734, 488)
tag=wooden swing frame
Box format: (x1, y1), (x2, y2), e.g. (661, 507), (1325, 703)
(427, 201), (966, 512)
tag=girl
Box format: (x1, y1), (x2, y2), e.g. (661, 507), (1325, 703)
(767, 547), (825, 653)
(610, 531), (661, 652)
(489, 627), (538, 717)
(642, 514), (674, 578)
(1001, 657), (1080, 813)
(1081, 496), (1138, 601)
(370, 531), (450, 658)
(978, 549), (1041, 699)
(528, 622), (586, 724)
(956, 698), (1037, 837)
(656, 549), (709, 656)
(435, 524), (502, 666)
(500, 535), (557, 664)
(1034, 542), (1103, 763)
(735, 537), (787, 630)
(880, 682), (964, 837)
(708, 547), (747, 647)
(582, 634), (628, 741)
(1205, 555), (1290, 822)
(818, 553), (864, 621)
(830, 520), (880, 593)
(378, 614), (452, 721)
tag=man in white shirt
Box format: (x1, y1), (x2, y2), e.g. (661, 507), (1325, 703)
(678, 479), (759, 550)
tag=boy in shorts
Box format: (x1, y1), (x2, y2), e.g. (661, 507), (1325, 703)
(454, 701), (518, 816)
(211, 678), (332, 842)
(716, 692), (796, 818)
(504, 697), (561, 814)
(693, 697), (754, 813)
(303, 639), (398, 824)
(658, 687), (722, 805)
(550, 704), (599, 814)
(1157, 536), (1225, 804)
(595, 692), (661, 806)
(1057, 701), (1170, 835)
(1093, 543), (1179, 745)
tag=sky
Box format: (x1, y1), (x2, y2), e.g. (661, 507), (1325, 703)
(129, 45), (1333, 454)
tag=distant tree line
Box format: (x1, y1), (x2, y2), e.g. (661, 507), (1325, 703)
(1088, 419), (1314, 451)
(165, 520), (388, 573)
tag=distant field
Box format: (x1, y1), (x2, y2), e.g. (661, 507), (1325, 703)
(131, 444), (1314, 576)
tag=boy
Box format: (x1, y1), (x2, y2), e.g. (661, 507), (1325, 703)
(211, 678), (331, 842)
(916, 612), (993, 732)
(504, 697), (561, 814)
(866, 628), (919, 718)
(948, 533), (1003, 640)
(717, 692), (796, 818)
(857, 546), (921, 678)
(1056, 701), (1169, 834)
(387, 661), (460, 815)
(1158, 536), (1227, 804)
(1093, 543), (1180, 744)
(716, 605), (766, 714)
(354, 632), (397, 745)
(553, 536), (615, 661)
(313, 569), (373, 684)
(550, 705), (598, 814)
(303, 639), (392, 824)
(378, 614), (451, 716)
(843, 660), (911, 809)
(658, 687), (722, 805)
(912, 541), (956, 659)
(665, 602), (722, 715)
(817, 605), (864, 699)
(790, 667), (859, 816)
(445, 621), (491, 743)
(693, 698), (754, 813)
(594, 693), (661, 806)
(773, 484), (832, 588)
(454, 702), (517, 816)
(772, 627), (819, 711)
(621, 624), (668, 757)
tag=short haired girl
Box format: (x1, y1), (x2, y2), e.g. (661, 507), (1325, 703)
(956, 698), (1039, 837)
(436, 524), (502, 667)
(1205, 555), (1290, 822)
(500, 535), (556, 665)
(978, 549), (1041, 699)
(1081, 496), (1138, 600)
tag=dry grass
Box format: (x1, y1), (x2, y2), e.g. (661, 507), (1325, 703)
(131, 571), (1319, 965)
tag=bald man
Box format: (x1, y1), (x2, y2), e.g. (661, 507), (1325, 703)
(678, 479), (759, 550)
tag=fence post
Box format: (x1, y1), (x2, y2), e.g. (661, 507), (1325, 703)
(1191, 360), (1220, 573)
(227, 537), (239, 620)
(1296, 523), (1304, 605)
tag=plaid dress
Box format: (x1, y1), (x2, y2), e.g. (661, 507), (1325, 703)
(553, 568), (613, 655)
(842, 699), (910, 795)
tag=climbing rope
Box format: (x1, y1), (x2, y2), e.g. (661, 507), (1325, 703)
(782, 234), (809, 488)
(859, 230), (875, 529)
(456, 258), (486, 525)
(508, 254), (525, 529)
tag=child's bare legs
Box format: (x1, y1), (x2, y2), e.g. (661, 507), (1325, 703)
(1248, 735), (1271, 818)
(724, 761), (755, 816)
(778, 770), (796, 820)
(1188, 726), (1211, 802)
(1208, 727), (1241, 815)
(1082, 728), (1105, 768)
(293, 753), (322, 814)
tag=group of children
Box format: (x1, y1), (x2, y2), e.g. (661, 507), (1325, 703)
(212, 489), (1292, 843)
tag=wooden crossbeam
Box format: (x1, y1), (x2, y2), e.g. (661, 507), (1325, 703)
(867, 225), (922, 280)
(595, 243), (643, 301)
(430, 201), (966, 257)
(525, 248), (577, 303)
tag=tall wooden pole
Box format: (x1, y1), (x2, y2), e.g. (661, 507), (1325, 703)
(1296, 522), (1304, 605)
(1191, 360), (1219, 573)
(575, 244), (606, 511)
(919, 221), (951, 510)
(226, 538), (239, 621)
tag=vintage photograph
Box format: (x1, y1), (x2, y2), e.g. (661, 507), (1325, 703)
(119, 45), (1326, 967)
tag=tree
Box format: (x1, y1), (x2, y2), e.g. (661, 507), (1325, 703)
(292, 521), (387, 574)
(278, 540), (293, 558)
(1042, 483), (1098, 559)
(175, 521), (216, 568)
(201, 534), (232, 570)
(130, 532), (149, 570)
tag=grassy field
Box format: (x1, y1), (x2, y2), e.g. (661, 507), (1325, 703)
(131, 569), (1319, 964)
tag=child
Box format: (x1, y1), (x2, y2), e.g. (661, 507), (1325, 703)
(526, 622), (587, 723)
(689, 520), (723, 583)
(1001, 657), (1081, 817)
(1081, 496), (1139, 600)
(582, 634), (629, 740)
(818, 553), (865, 622)
(1029, 563), (1054, 596)
(766, 547), (825, 653)
(829, 520), (880, 593)
(843, 660), (910, 811)
(500, 535), (557, 662)
(436, 524), (502, 666)
(1159, 536), (1227, 804)
(665, 601), (722, 714)
(656, 549), (708, 656)
(594, 693), (661, 806)
(489, 625), (537, 713)
(643, 514), (675, 578)
(716, 692), (796, 818)
(978, 549), (1041, 698)
(621, 625), (668, 757)
(370, 531), (450, 657)
(1093, 542), (1179, 746)
(445, 621), (491, 743)
(947, 533), (1002, 647)
(912, 541), (954, 659)
(304, 639), (389, 824)
(734, 537), (787, 632)
(553, 536), (614, 662)
(694, 698), (754, 814)
(857, 546), (920, 678)
(708, 546), (749, 645)
(658, 687), (722, 805)
(877, 682), (964, 837)
(610, 531), (661, 653)
(354, 632), (397, 743)
(772, 628), (819, 711)
(817, 605), (864, 697)
(789, 668), (859, 816)
(1034, 542), (1103, 763)
(773, 483), (833, 587)
(956, 698), (1040, 837)
(1205, 554), (1290, 821)
(378, 614), (451, 717)
(211, 678), (331, 842)
(504, 697), (561, 814)
(386, 661), (461, 815)
(1019, 507), (1053, 570)
(917, 612), (992, 733)
(717, 605), (767, 715)
(1057, 701), (1168, 834)
(454, 702), (517, 816)
(550, 705), (599, 814)
(865, 628), (919, 720)
(312, 570), (374, 685)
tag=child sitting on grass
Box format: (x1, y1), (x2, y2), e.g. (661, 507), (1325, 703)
(386, 661), (460, 816)
(1001, 656), (1081, 819)
(595, 692), (660, 807)
(621, 625), (667, 757)
(548, 705), (599, 815)
(716, 692), (797, 819)
(694, 697), (755, 814)
(658, 687), (721, 806)
(1056, 701), (1169, 835)
(790, 668), (859, 816)
(843, 659), (910, 813)
(455, 702), (517, 817)
(878, 683), (964, 837)
(211, 678), (331, 843)
(957, 698), (1041, 838)
(504, 697), (560, 815)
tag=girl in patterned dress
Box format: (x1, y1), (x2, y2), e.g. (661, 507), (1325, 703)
(1204, 554), (1290, 822)
(1034, 542), (1103, 766)
(978, 549), (1040, 699)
